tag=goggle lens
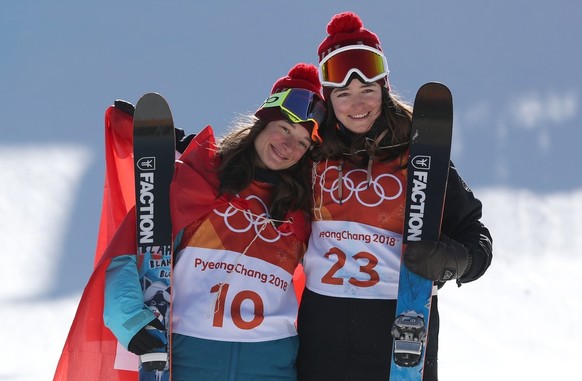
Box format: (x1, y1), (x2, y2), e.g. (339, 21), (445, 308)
(259, 89), (326, 139)
(319, 45), (389, 87)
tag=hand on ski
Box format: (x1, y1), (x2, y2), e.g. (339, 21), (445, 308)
(127, 318), (166, 355)
(403, 235), (470, 282)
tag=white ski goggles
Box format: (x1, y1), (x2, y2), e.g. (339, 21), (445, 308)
(319, 45), (389, 88)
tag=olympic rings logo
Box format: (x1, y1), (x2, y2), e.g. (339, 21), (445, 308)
(213, 194), (291, 243)
(319, 165), (403, 207)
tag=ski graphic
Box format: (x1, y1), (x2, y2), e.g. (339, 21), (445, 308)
(389, 82), (453, 381)
(133, 93), (176, 381)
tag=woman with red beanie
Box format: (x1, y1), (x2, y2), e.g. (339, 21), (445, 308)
(297, 12), (493, 381)
(103, 63), (325, 380)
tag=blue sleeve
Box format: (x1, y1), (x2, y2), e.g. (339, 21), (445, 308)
(103, 255), (155, 349)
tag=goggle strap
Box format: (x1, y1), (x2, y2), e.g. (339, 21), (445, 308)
(311, 122), (323, 144)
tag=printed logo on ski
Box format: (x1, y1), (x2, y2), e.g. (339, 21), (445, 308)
(411, 155), (431, 170)
(137, 156), (156, 171)
(407, 155), (431, 241)
(137, 157), (156, 245)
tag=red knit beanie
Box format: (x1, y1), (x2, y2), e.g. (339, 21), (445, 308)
(318, 12), (390, 93)
(255, 63), (323, 134)
(270, 63), (322, 95)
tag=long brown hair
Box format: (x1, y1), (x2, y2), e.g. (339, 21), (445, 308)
(311, 87), (412, 166)
(217, 115), (311, 222)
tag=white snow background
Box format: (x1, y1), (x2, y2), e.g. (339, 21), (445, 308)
(1, 1), (581, 380)
(3, 151), (581, 380)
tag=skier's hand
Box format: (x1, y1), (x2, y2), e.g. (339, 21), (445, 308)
(127, 318), (165, 355)
(403, 235), (470, 282)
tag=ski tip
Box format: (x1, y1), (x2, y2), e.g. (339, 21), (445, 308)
(136, 92), (170, 108)
(134, 92), (173, 124)
(417, 82), (451, 98)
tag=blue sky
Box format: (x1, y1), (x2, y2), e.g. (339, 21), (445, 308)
(2, 1), (579, 191)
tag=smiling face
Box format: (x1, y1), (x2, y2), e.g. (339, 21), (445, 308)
(253, 120), (312, 171)
(329, 79), (383, 135)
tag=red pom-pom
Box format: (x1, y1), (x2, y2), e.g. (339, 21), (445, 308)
(269, 63), (321, 95)
(327, 12), (363, 35)
(288, 63), (319, 84)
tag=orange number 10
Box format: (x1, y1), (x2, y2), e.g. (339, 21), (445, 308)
(210, 283), (265, 330)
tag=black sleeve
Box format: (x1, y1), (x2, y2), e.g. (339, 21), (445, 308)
(441, 162), (493, 284)
(175, 128), (196, 154)
(114, 99), (135, 116)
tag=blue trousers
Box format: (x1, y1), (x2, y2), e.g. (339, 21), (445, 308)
(172, 334), (299, 381)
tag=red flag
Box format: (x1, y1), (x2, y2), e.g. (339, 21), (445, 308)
(53, 210), (140, 381)
(54, 105), (139, 381)
(53, 105), (220, 380)
(93, 106), (135, 267)
(293, 263), (306, 303)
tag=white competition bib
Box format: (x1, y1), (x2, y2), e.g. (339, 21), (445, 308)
(172, 247), (297, 342)
(304, 220), (403, 299)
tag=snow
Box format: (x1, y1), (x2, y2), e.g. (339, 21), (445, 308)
(2, 149), (579, 380)
(1, 146), (91, 380)
(439, 189), (582, 379)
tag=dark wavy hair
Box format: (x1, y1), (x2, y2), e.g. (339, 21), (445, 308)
(311, 87), (412, 167)
(217, 115), (311, 222)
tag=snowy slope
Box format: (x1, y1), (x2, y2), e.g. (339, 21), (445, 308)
(1, 146), (92, 381)
(439, 189), (581, 380)
(2, 150), (579, 380)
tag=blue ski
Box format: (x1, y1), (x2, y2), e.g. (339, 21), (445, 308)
(389, 82), (453, 380)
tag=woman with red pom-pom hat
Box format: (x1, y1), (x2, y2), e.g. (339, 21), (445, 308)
(102, 63), (325, 381)
(296, 12), (493, 381)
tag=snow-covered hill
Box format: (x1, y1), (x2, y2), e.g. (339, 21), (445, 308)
(2, 149), (579, 380)
(439, 188), (581, 380)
